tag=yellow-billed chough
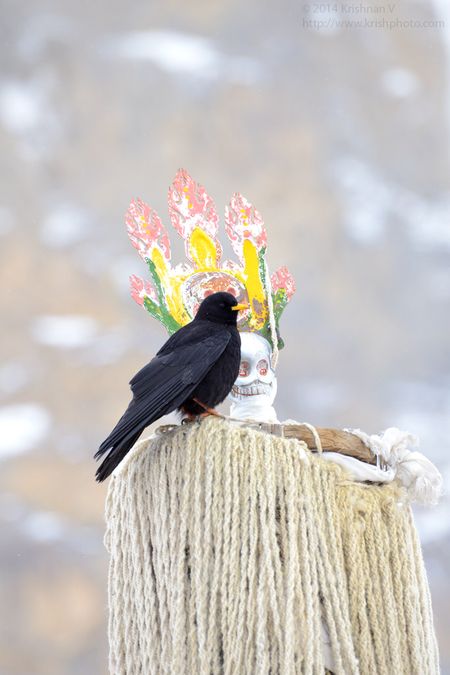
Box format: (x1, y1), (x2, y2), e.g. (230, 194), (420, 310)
(94, 292), (245, 482)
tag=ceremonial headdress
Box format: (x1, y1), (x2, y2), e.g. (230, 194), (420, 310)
(127, 169), (295, 348)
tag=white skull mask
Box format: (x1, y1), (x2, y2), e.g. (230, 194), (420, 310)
(228, 332), (278, 422)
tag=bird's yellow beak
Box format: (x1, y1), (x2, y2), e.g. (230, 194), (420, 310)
(232, 303), (249, 311)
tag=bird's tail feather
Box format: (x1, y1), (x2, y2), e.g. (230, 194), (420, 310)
(95, 430), (142, 482)
(95, 399), (138, 457)
(95, 374), (196, 482)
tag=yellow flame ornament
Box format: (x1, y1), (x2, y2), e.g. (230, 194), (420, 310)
(127, 169), (295, 346)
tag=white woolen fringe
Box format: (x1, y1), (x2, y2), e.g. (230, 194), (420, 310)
(104, 417), (439, 675)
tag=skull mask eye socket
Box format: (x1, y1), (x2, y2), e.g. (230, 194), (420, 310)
(239, 360), (250, 377)
(257, 359), (269, 376)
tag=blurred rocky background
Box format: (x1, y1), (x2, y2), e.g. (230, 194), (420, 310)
(0, 0), (449, 672)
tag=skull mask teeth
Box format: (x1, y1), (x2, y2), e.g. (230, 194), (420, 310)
(228, 332), (278, 417)
(231, 382), (273, 399)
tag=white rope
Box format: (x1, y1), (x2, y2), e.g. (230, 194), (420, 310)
(344, 427), (443, 506)
(298, 422), (324, 454)
(105, 417), (440, 674)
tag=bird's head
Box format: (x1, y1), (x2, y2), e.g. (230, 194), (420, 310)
(195, 292), (248, 325)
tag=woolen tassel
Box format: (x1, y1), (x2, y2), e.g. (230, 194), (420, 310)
(105, 417), (439, 675)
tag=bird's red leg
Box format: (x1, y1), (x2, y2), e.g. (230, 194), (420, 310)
(192, 398), (224, 418)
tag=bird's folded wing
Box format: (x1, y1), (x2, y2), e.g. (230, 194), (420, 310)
(97, 331), (231, 455)
(130, 329), (231, 393)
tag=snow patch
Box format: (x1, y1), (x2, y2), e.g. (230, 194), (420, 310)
(20, 508), (103, 553)
(112, 30), (219, 75)
(31, 315), (98, 348)
(333, 156), (450, 249)
(0, 81), (44, 134)
(398, 191), (450, 250)
(22, 510), (66, 542)
(83, 331), (129, 366)
(17, 13), (75, 61)
(40, 204), (90, 247)
(0, 75), (62, 161)
(381, 68), (420, 98)
(0, 404), (51, 458)
(333, 157), (389, 244)
(101, 30), (261, 84)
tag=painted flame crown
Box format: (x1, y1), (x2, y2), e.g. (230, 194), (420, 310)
(128, 169), (295, 346)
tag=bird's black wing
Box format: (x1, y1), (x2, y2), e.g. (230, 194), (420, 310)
(94, 327), (230, 480)
(129, 320), (225, 396)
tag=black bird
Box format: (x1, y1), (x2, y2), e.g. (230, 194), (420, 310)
(94, 291), (245, 482)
